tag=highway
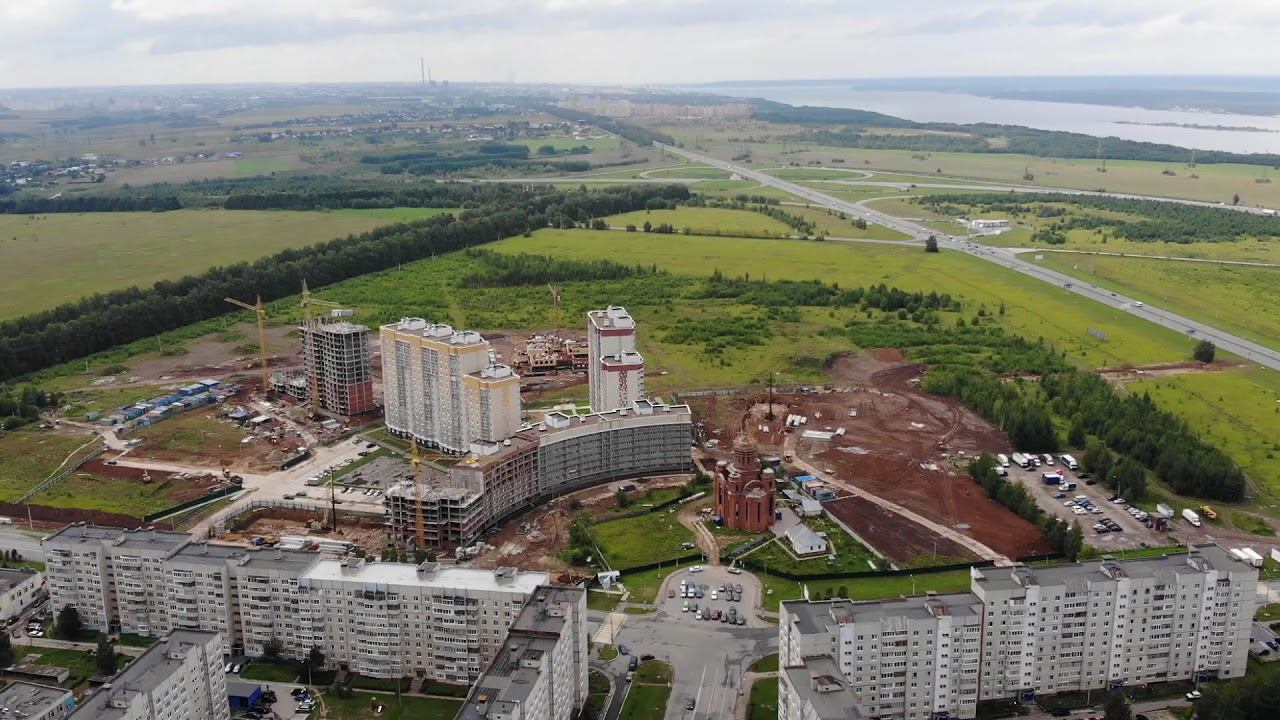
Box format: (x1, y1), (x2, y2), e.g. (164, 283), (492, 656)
(659, 144), (1280, 371)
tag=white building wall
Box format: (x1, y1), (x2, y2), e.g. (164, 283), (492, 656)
(0, 570), (44, 621)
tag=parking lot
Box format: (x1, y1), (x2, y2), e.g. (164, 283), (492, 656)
(227, 673), (315, 720)
(1003, 454), (1171, 551)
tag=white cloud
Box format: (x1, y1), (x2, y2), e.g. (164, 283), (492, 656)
(0, 0), (1276, 88)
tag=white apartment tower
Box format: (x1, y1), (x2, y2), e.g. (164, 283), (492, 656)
(780, 547), (1257, 720)
(381, 319), (522, 453)
(457, 586), (589, 720)
(587, 306), (644, 413)
(68, 629), (228, 720)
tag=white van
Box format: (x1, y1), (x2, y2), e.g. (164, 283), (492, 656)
(1041, 454), (1056, 466)
(1060, 454), (1079, 470)
(996, 454), (1010, 468)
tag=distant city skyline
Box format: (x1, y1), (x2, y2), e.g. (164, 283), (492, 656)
(1, 0), (1278, 89)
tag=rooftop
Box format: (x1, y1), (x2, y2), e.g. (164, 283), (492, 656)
(173, 542), (320, 572)
(785, 524), (826, 549)
(0, 567), (38, 594)
(300, 559), (548, 595)
(45, 524), (191, 553)
(588, 305), (635, 330)
(972, 545), (1246, 592)
(599, 350), (644, 366)
(782, 656), (863, 720)
(316, 321), (369, 335)
(783, 592), (979, 636)
(0, 682), (71, 717)
(70, 630), (220, 720)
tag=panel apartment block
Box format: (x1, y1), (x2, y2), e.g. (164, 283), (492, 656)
(385, 400), (693, 550)
(44, 525), (319, 659)
(297, 559), (548, 683)
(69, 629), (228, 720)
(0, 567), (45, 621)
(458, 587), (589, 720)
(780, 547), (1257, 720)
(587, 306), (644, 413)
(381, 318), (521, 453)
(0, 682), (76, 720)
(302, 319), (374, 416)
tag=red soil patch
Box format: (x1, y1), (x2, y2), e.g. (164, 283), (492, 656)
(825, 496), (976, 566)
(871, 348), (905, 362)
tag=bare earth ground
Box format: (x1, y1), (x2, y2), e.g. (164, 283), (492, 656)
(225, 507), (391, 553)
(690, 351), (1052, 564)
(130, 408), (303, 473)
(85, 323), (302, 391)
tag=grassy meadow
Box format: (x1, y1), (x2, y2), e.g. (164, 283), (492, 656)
(0, 210), (398, 319)
(607, 207), (793, 235)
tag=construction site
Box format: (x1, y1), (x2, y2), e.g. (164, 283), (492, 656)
(688, 350), (1053, 565)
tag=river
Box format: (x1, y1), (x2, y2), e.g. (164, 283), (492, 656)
(726, 85), (1280, 154)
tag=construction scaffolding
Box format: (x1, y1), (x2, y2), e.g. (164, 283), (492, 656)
(301, 317), (375, 416)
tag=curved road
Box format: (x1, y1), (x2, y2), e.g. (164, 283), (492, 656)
(658, 144), (1280, 371)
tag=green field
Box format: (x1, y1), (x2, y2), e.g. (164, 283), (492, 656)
(781, 204), (911, 240)
(606, 207), (793, 236)
(14, 646), (130, 689)
(619, 680), (672, 720)
(1037, 252), (1280, 352)
(591, 510), (695, 570)
(759, 568), (973, 613)
(646, 166), (735, 180)
(744, 515), (881, 575)
(748, 677), (779, 720)
(0, 210), (394, 319)
(234, 157), (290, 175)
(863, 195), (958, 220)
(1131, 367), (1280, 504)
(764, 167), (872, 180)
(240, 661), (300, 683)
(748, 654), (779, 673)
(30, 473), (192, 516)
(0, 430), (100, 501)
(133, 412), (249, 459)
(324, 693), (462, 720)
(331, 207), (460, 221)
(634, 660), (673, 685)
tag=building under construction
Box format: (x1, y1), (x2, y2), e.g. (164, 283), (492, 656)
(512, 334), (589, 375)
(384, 399), (693, 550)
(301, 318), (375, 416)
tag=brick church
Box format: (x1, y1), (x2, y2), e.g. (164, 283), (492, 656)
(713, 433), (777, 532)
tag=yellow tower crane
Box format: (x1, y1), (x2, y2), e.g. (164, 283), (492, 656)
(548, 284), (561, 332)
(407, 436), (426, 550)
(299, 280), (345, 418)
(224, 296), (270, 397)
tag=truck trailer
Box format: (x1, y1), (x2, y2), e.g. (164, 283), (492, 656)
(1042, 473), (1062, 485)
(997, 454), (1010, 468)
(1182, 508), (1202, 527)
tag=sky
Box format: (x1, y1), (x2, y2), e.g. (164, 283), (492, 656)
(0, 0), (1277, 88)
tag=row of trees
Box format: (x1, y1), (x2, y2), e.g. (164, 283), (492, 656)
(455, 249), (663, 288)
(1191, 669), (1280, 720)
(969, 454), (1085, 560)
(0, 194), (183, 214)
(919, 192), (1280, 243)
(1041, 371), (1245, 501)
(0, 385), (62, 429)
(0, 183), (689, 380)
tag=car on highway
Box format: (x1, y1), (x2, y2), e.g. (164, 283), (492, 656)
(1134, 301), (1144, 307)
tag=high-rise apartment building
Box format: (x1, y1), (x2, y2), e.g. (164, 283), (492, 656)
(0, 682), (76, 720)
(302, 317), (374, 416)
(381, 319), (522, 453)
(457, 586), (588, 720)
(780, 547), (1257, 720)
(297, 559), (548, 683)
(68, 630), (228, 720)
(587, 306), (644, 412)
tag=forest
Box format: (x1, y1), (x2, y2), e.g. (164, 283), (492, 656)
(0, 183), (689, 380)
(456, 249), (663, 288)
(917, 192), (1280, 243)
(362, 143), (592, 176)
(0, 194), (183, 214)
(969, 453), (1084, 561)
(757, 104), (1280, 167)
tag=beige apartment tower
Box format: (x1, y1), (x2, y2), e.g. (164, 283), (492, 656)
(381, 318), (522, 453)
(587, 306), (644, 412)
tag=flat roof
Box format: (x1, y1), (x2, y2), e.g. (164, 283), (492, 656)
(300, 559), (548, 594)
(782, 656), (863, 720)
(71, 630), (220, 720)
(45, 524), (191, 553)
(973, 546), (1245, 593)
(173, 542), (319, 572)
(783, 592), (979, 636)
(316, 321), (368, 335)
(0, 682), (70, 717)
(588, 306), (635, 330)
(227, 679), (263, 698)
(0, 567), (38, 594)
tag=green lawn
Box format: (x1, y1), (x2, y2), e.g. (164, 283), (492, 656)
(619, 683), (672, 720)
(748, 677), (779, 720)
(606, 207), (793, 236)
(0, 210), (395, 319)
(13, 646), (129, 688)
(744, 515), (881, 576)
(133, 412), (249, 457)
(587, 669), (611, 718)
(587, 590), (623, 612)
(240, 661), (300, 683)
(330, 207), (460, 222)
(235, 157), (290, 175)
(634, 660), (673, 685)
(758, 568), (973, 613)
(0, 430), (100, 502)
(1131, 368), (1280, 504)
(748, 654), (779, 673)
(598, 644), (619, 662)
(323, 692), (462, 720)
(592, 510), (695, 570)
(30, 473), (191, 516)
(765, 167), (872, 180)
(781, 204), (911, 240)
(1257, 604), (1280, 622)
(646, 166), (734, 180)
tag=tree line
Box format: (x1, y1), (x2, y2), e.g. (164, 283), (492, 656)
(0, 183), (689, 380)
(539, 105), (675, 146)
(455, 249), (663, 288)
(0, 385), (61, 429)
(918, 192), (1280, 243)
(0, 194), (183, 214)
(365, 143), (592, 176)
(969, 453), (1084, 560)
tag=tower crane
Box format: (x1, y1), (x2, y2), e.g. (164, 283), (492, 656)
(405, 436), (427, 550)
(548, 284), (561, 333)
(224, 296), (270, 397)
(299, 280), (345, 417)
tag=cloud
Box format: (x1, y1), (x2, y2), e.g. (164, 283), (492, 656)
(0, 0), (1276, 88)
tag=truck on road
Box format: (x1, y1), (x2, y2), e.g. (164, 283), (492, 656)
(1183, 508), (1202, 527)
(1200, 505), (1218, 521)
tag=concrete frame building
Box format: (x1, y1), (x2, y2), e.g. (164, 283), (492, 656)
(713, 435), (777, 532)
(587, 306), (645, 413)
(381, 319), (522, 454)
(779, 656), (863, 720)
(296, 559), (548, 683)
(69, 629), (228, 720)
(0, 682), (76, 720)
(457, 586), (588, 720)
(44, 525), (319, 658)
(302, 318), (374, 416)
(0, 567), (44, 622)
(780, 547), (1257, 720)
(385, 400), (694, 550)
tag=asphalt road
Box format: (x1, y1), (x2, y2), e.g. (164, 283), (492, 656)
(659, 144), (1280, 372)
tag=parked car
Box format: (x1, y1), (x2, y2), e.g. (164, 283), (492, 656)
(668, 588), (675, 598)
(618, 644), (630, 655)
(1186, 691), (1202, 700)
(231, 662), (243, 674)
